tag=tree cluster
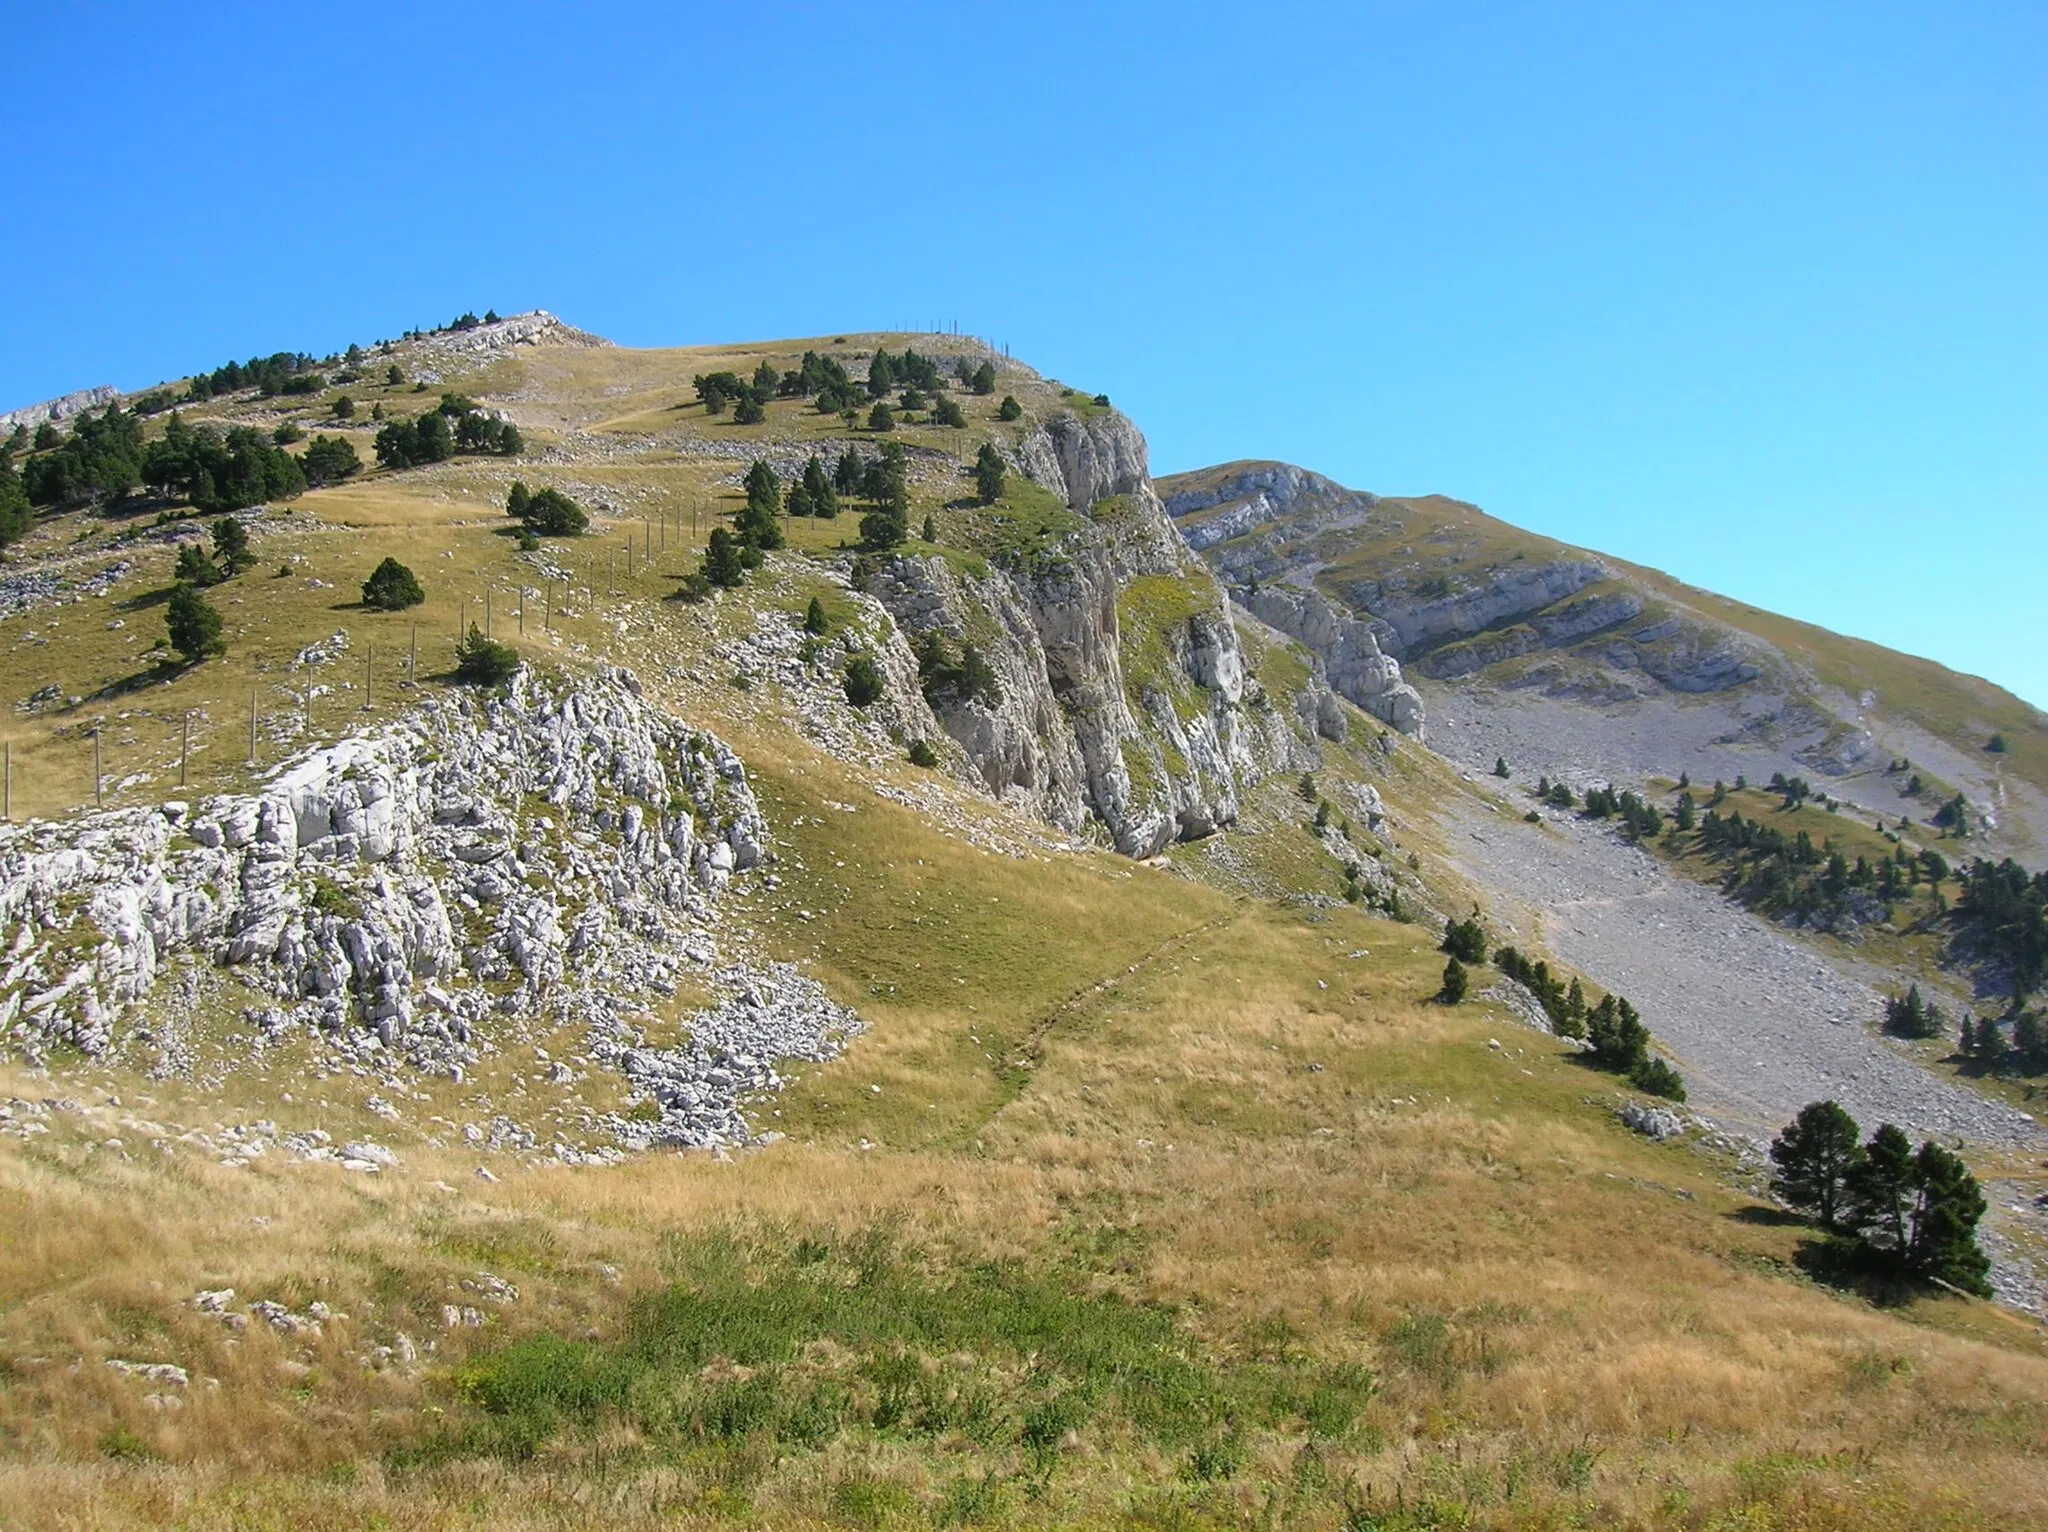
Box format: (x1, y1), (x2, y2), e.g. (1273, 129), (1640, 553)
(1493, 944), (1685, 1098)
(301, 434), (362, 487)
(136, 412), (309, 513)
(695, 351), (867, 420)
(1883, 984), (1943, 1040)
(1953, 857), (2048, 999)
(374, 394), (522, 470)
(1959, 1007), (2048, 1076)
(182, 351), (322, 402)
(1768, 1100), (1991, 1295)
(0, 453), (30, 545)
(19, 405), (148, 507)
(1692, 807), (1944, 929)
(1580, 784), (1662, 840)
(868, 347), (947, 400)
(785, 455), (840, 520)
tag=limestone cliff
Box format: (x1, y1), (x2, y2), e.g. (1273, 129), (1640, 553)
(859, 410), (1259, 858)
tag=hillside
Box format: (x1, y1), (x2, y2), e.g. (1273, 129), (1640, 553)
(1159, 461), (2048, 860)
(1, 318), (2046, 1530)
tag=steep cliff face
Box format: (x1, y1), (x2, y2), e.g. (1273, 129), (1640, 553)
(860, 411), (1259, 857)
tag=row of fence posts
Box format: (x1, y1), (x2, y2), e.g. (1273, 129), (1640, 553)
(3, 508), (712, 820)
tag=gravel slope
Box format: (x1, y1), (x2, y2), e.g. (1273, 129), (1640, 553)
(1438, 788), (2041, 1150)
(1435, 783), (2048, 1311)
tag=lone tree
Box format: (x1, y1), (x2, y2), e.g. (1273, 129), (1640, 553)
(212, 515), (255, 575)
(1439, 956), (1469, 1004)
(361, 557), (425, 611)
(996, 394), (1022, 421)
(843, 654), (885, 708)
(803, 595), (829, 635)
(973, 441), (1006, 505)
(1441, 912), (1487, 964)
(867, 402), (896, 433)
(1493, 756), (1510, 777)
(703, 528), (745, 589)
(1769, 1100), (1864, 1231)
(165, 581), (224, 664)
(454, 623), (520, 685)
(174, 542), (221, 587)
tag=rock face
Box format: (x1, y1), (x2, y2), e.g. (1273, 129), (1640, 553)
(1236, 585), (1427, 738)
(860, 410), (1258, 857)
(0, 385), (121, 432)
(0, 665), (853, 1148)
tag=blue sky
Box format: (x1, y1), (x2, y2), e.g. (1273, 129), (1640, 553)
(3, 3), (2042, 705)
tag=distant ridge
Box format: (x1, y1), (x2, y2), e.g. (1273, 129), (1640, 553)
(0, 384), (120, 432)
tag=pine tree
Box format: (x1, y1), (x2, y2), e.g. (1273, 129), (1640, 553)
(921, 514), (937, 542)
(361, 557), (425, 611)
(803, 596), (829, 635)
(1849, 1123), (1917, 1256)
(455, 624), (519, 684)
(843, 654), (884, 707)
(868, 402), (896, 432)
(833, 449), (863, 497)
(974, 441), (1006, 505)
(1908, 1141), (1992, 1293)
(174, 542), (220, 587)
(703, 528), (745, 588)
(211, 515), (255, 575)
(996, 395), (1022, 422)
(969, 359), (997, 395)
(1493, 756), (1510, 777)
(165, 581), (224, 663)
(800, 455), (837, 520)
(1439, 956), (1469, 1004)
(1769, 1100), (1864, 1230)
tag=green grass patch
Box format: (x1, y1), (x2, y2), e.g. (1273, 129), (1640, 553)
(440, 1226), (1376, 1471)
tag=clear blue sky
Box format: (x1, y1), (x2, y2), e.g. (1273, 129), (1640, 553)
(4, 3), (2042, 705)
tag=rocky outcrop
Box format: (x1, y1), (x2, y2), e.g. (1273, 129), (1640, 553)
(0, 385), (121, 432)
(1341, 561), (1609, 657)
(862, 410), (1259, 858)
(1235, 585), (1426, 738)
(0, 665), (855, 1148)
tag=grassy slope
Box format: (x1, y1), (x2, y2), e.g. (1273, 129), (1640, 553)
(2, 341), (2047, 1528)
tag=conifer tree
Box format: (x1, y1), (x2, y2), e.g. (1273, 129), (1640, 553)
(1769, 1100), (1864, 1230)
(165, 581), (224, 663)
(212, 515), (255, 575)
(1439, 956), (1469, 1004)
(973, 441), (1005, 505)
